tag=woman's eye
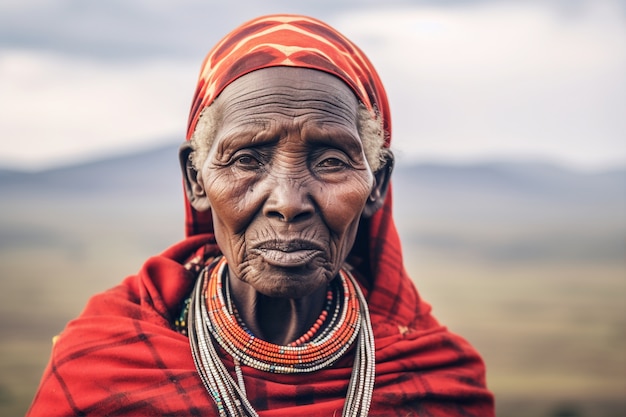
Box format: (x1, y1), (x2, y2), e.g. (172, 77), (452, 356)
(317, 157), (347, 169)
(234, 154), (262, 169)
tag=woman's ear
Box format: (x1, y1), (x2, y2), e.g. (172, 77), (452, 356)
(179, 141), (211, 212)
(362, 149), (394, 218)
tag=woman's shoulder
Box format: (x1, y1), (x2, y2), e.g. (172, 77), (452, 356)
(26, 236), (224, 416)
(88, 235), (218, 314)
(52, 235), (220, 345)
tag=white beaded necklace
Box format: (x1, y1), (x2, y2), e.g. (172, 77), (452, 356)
(187, 258), (376, 417)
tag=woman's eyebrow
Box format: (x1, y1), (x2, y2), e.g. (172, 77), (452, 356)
(303, 126), (364, 155)
(216, 125), (278, 150)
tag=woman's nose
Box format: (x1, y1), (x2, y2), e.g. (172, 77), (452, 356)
(263, 177), (315, 223)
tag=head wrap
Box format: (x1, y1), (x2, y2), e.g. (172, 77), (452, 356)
(186, 14), (390, 141)
(184, 14), (390, 239)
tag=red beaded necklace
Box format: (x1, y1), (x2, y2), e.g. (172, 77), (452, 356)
(187, 255), (376, 417)
(227, 284), (334, 348)
(205, 257), (362, 374)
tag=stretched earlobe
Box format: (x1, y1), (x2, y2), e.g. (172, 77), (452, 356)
(179, 141), (211, 212)
(362, 149), (394, 218)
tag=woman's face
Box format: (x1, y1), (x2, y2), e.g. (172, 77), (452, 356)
(196, 67), (375, 298)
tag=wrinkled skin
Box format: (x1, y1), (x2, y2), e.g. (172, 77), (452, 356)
(181, 67), (392, 344)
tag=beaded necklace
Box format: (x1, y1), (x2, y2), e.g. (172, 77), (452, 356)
(226, 283), (335, 348)
(187, 256), (375, 417)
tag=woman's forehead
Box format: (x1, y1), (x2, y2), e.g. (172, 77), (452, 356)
(210, 68), (364, 153)
(215, 67), (359, 118)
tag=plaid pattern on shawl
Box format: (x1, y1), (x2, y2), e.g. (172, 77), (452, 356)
(28, 14), (494, 416)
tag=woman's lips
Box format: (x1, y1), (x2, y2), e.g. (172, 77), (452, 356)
(251, 240), (324, 267)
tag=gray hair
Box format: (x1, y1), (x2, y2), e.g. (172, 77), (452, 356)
(189, 103), (387, 172)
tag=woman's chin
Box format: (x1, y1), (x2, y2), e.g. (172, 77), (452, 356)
(248, 265), (331, 299)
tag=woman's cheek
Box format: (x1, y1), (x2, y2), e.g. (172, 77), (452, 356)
(207, 173), (259, 229)
(324, 181), (371, 232)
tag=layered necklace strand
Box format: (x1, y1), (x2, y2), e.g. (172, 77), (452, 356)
(187, 257), (375, 417)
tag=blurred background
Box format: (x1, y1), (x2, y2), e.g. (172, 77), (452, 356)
(1, 1), (624, 416)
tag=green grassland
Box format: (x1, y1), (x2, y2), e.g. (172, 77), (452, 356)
(1, 157), (624, 416)
(2, 247), (623, 416)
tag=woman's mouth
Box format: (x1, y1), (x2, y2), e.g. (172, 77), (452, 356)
(251, 240), (324, 267)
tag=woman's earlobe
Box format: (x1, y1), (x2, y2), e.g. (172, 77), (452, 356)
(179, 142), (211, 212)
(362, 149), (394, 218)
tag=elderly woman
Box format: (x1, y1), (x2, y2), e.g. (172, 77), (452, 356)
(28, 15), (494, 416)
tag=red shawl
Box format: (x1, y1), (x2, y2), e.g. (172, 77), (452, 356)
(28, 14), (494, 416)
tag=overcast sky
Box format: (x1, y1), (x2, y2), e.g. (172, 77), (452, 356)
(1, 0), (624, 170)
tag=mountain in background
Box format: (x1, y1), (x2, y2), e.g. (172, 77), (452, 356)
(0, 144), (182, 196)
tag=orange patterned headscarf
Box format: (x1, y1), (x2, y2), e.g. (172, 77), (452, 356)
(184, 14), (391, 237)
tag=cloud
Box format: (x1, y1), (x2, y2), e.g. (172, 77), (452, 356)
(331, 1), (626, 168)
(0, 0), (625, 170)
(0, 1), (228, 60)
(0, 50), (196, 169)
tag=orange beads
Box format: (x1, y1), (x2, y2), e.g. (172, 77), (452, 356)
(204, 258), (361, 373)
